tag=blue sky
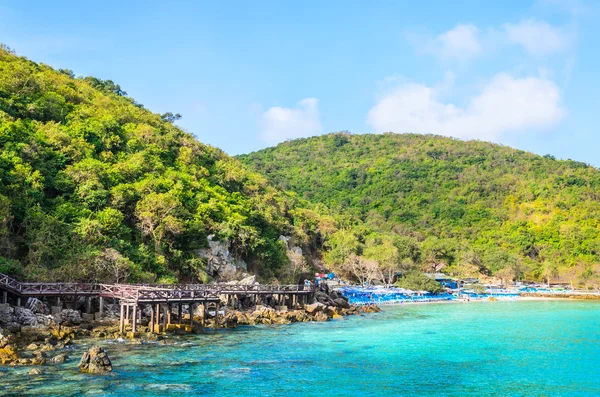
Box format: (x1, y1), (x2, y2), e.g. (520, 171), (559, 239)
(1, 0), (600, 164)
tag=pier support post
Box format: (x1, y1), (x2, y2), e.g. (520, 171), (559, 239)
(202, 303), (207, 327)
(178, 304), (182, 325)
(150, 305), (155, 333)
(167, 304), (172, 325)
(132, 305), (138, 333)
(99, 297), (104, 318)
(2, 291), (6, 304)
(17, 297), (21, 307)
(119, 304), (125, 333)
(162, 305), (168, 330)
(155, 304), (160, 331)
(56, 297), (60, 308)
(86, 297), (92, 314)
(125, 305), (130, 323)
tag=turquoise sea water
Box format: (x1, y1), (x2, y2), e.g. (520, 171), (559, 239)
(1, 300), (599, 396)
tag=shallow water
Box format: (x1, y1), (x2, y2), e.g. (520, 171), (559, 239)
(1, 300), (599, 396)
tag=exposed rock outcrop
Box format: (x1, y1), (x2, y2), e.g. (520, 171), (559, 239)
(196, 235), (248, 276)
(26, 298), (49, 315)
(54, 309), (82, 326)
(0, 333), (18, 364)
(78, 346), (112, 373)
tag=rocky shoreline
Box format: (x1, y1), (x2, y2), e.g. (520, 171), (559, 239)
(0, 288), (381, 370)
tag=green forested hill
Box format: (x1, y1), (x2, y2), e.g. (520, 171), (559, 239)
(239, 132), (600, 287)
(0, 46), (335, 283)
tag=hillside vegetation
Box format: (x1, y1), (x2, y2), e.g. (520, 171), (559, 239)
(0, 46), (337, 283)
(239, 132), (600, 288)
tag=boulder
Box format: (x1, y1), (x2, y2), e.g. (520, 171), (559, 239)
(29, 353), (46, 365)
(51, 353), (68, 363)
(55, 309), (82, 326)
(35, 314), (54, 326)
(13, 307), (38, 326)
(360, 304), (382, 314)
(333, 297), (351, 309)
(0, 304), (13, 323)
(314, 291), (337, 307)
(28, 368), (43, 375)
(26, 343), (39, 351)
(0, 333), (18, 364)
(312, 312), (329, 322)
(220, 313), (239, 328)
(51, 326), (76, 343)
(305, 302), (326, 314)
(78, 346), (112, 373)
(324, 306), (341, 317)
(26, 298), (49, 315)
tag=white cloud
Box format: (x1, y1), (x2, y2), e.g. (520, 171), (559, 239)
(504, 19), (571, 56)
(367, 74), (565, 141)
(436, 24), (481, 60)
(260, 98), (322, 144)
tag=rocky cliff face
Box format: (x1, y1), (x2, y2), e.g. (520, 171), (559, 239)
(196, 235), (248, 277)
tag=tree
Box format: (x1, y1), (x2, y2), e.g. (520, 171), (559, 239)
(395, 271), (443, 293)
(495, 268), (515, 286)
(323, 230), (359, 268)
(421, 237), (456, 273)
(135, 192), (185, 251)
(161, 112), (182, 123)
(541, 261), (558, 286)
(339, 254), (380, 285)
(363, 235), (400, 285)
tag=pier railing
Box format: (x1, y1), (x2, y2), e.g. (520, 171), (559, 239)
(0, 272), (314, 305)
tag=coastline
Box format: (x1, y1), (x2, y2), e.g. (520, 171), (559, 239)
(347, 293), (600, 308)
(0, 292), (381, 369)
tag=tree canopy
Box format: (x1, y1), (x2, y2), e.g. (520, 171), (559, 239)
(239, 132), (600, 289)
(0, 46), (333, 283)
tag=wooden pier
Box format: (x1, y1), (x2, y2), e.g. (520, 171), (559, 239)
(0, 272), (314, 334)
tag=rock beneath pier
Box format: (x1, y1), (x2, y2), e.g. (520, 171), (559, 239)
(78, 346), (112, 373)
(54, 309), (82, 326)
(13, 307), (38, 326)
(26, 298), (49, 315)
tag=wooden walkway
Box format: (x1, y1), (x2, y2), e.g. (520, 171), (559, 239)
(0, 272), (314, 334)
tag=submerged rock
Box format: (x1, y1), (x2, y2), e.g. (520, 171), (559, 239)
(51, 353), (68, 363)
(360, 304), (382, 314)
(78, 346), (112, 373)
(28, 368), (43, 375)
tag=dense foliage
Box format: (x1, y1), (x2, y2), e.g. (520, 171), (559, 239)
(0, 46), (334, 283)
(240, 132), (600, 288)
(394, 271), (443, 294)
